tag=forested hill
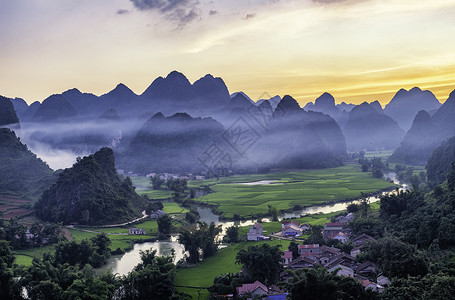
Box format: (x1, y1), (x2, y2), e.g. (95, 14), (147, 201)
(35, 147), (146, 225)
(0, 128), (55, 198)
(0, 96), (20, 126)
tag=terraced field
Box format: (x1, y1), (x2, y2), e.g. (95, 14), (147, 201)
(0, 194), (33, 219)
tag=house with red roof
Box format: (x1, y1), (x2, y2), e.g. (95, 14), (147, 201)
(360, 280), (378, 291)
(298, 244), (320, 255)
(281, 250), (293, 265)
(323, 222), (344, 239)
(236, 281), (268, 297)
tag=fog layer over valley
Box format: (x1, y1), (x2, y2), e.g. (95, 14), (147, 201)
(4, 71), (455, 175)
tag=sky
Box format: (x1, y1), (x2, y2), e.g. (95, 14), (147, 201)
(1, 0), (455, 106)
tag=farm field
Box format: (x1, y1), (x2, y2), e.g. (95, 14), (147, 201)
(175, 239), (291, 299)
(131, 176), (173, 199)
(0, 194), (33, 219)
(189, 164), (395, 218)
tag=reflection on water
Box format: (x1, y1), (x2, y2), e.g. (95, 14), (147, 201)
(236, 180), (283, 185)
(97, 236), (185, 276)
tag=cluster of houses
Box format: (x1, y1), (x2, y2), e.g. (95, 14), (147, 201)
(279, 233), (389, 292)
(241, 213), (390, 298)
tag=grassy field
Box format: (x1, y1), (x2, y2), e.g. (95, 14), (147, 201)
(189, 164), (395, 218)
(364, 150), (395, 159)
(131, 176), (174, 199)
(13, 244), (55, 264)
(175, 239), (291, 299)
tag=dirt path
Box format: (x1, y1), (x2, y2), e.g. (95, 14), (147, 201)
(97, 210), (148, 228)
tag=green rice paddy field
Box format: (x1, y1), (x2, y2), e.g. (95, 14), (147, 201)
(190, 164), (395, 218)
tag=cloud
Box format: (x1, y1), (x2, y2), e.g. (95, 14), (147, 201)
(130, 0), (200, 27)
(312, 0), (348, 3)
(245, 13), (256, 20)
(117, 9), (131, 15)
(209, 10), (218, 16)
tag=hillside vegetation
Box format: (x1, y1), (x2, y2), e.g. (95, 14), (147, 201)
(35, 147), (146, 225)
(0, 128), (55, 198)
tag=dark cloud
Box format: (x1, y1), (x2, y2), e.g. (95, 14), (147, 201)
(130, 0), (200, 27)
(245, 13), (256, 20)
(117, 9), (131, 15)
(209, 10), (218, 16)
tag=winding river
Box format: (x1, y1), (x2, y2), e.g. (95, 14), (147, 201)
(98, 173), (406, 276)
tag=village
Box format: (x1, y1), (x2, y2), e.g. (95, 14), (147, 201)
(237, 213), (390, 299)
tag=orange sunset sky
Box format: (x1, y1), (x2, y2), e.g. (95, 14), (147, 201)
(1, 0), (455, 106)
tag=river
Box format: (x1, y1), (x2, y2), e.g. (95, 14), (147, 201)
(99, 172), (405, 275)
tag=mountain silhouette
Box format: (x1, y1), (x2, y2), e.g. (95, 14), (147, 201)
(384, 87), (440, 131)
(344, 102), (404, 151)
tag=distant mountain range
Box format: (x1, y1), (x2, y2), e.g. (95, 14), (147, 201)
(4, 71), (455, 171)
(389, 90), (455, 165)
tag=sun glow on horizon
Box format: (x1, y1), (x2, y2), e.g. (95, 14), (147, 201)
(1, 0), (454, 106)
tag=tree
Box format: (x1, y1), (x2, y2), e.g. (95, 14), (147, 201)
(119, 250), (177, 300)
(358, 237), (428, 278)
(150, 175), (165, 190)
(54, 240), (94, 266)
(288, 242), (299, 259)
(0, 241), (20, 298)
(235, 244), (283, 284)
(347, 203), (360, 213)
(225, 226), (239, 243)
(90, 233), (112, 267)
(304, 225), (324, 245)
(268, 205), (278, 221)
(372, 168), (383, 179)
(179, 222), (221, 264)
(146, 201), (164, 214)
(157, 214), (172, 236)
(287, 268), (370, 300)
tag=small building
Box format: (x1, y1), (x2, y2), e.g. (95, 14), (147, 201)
(289, 256), (317, 269)
(350, 247), (361, 258)
(377, 275), (390, 286)
(247, 223), (264, 241)
(236, 281), (268, 297)
(301, 252), (320, 264)
(323, 223), (344, 239)
(328, 232), (349, 243)
(335, 212), (354, 224)
(361, 280), (378, 291)
(328, 264), (355, 277)
(352, 233), (376, 247)
(281, 250), (293, 265)
(129, 228), (146, 235)
(150, 210), (167, 219)
(356, 261), (378, 276)
(298, 244), (320, 255)
(282, 224), (303, 237)
(282, 220), (301, 228)
(325, 253), (356, 269)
